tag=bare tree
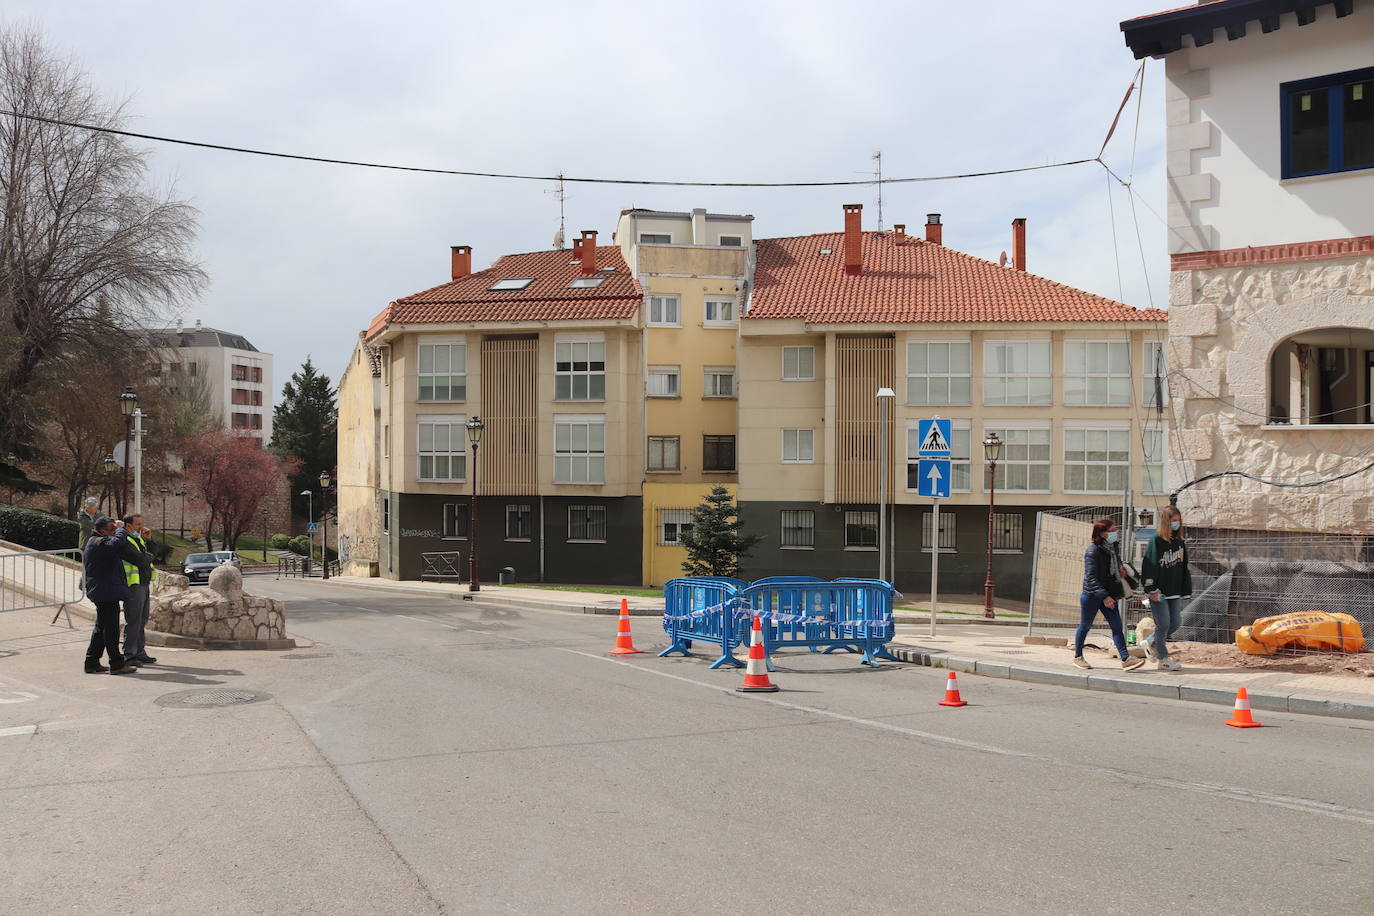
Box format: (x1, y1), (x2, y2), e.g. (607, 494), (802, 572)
(0, 25), (205, 470)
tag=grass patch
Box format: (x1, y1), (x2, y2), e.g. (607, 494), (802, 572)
(508, 584), (664, 599)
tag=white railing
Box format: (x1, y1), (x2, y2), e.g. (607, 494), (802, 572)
(0, 540), (86, 625)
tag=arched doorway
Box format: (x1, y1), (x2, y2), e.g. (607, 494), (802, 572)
(1268, 328), (1374, 425)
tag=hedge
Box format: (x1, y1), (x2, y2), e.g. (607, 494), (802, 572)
(0, 505), (82, 551)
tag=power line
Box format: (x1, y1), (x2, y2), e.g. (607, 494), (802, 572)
(0, 108), (1095, 188)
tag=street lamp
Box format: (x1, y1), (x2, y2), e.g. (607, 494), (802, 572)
(1138, 507), (1155, 529)
(159, 486), (169, 533)
(262, 506), (270, 563)
(118, 386), (138, 516)
(176, 488), (186, 539)
(982, 431), (1002, 620)
(103, 455), (117, 513)
(466, 416), (485, 592)
(875, 387), (895, 583)
(319, 470), (331, 580)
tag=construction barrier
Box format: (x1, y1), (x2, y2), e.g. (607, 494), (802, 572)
(736, 577), (898, 669)
(658, 576), (748, 669)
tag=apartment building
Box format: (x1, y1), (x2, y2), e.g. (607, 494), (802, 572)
(1122, 0), (1374, 532)
(339, 233), (646, 583)
(615, 208), (754, 585)
(737, 205), (1168, 599)
(147, 321), (274, 442)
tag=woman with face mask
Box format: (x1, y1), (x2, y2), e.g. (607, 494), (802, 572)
(1074, 518), (1146, 671)
(1141, 506), (1192, 671)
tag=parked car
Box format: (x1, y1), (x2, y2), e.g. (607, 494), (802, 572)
(183, 553), (221, 584)
(212, 551), (243, 570)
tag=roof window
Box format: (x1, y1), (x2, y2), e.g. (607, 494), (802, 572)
(488, 277), (535, 291)
(819, 248), (834, 256)
(567, 277), (605, 289)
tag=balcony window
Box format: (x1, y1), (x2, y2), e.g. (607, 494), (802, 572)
(1282, 67), (1374, 178)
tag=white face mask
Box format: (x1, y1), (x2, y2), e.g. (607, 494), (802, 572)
(1170, 521), (1181, 532)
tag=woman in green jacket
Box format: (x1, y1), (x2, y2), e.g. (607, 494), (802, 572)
(1141, 505), (1192, 671)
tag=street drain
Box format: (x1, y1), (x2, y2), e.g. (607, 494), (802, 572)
(155, 688), (272, 709)
(280, 652), (333, 660)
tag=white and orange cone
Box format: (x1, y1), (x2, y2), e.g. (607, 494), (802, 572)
(1225, 686), (1262, 728)
(607, 598), (643, 655)
(937, 671), (967, 707)
(737, 615), (779, 693)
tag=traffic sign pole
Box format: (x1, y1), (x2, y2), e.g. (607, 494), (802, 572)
(930, 499), (940, 637)
(916, 417), (952, 635)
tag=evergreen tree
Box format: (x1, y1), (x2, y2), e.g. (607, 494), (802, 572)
(678, 485), (761, 578)
(270, 357), (337, 519)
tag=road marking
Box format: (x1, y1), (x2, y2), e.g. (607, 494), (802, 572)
(0, 725), (37, 737)
(558, 649), (1374, 827)
(0, 690), (39, 704)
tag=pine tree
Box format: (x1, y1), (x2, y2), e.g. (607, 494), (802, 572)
(269, 357), (337, 519)
(678, 485), (761, 578)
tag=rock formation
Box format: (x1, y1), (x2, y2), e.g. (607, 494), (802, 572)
(148, 566), (287, 642)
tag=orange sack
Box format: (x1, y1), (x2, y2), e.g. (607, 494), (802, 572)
(1235, 611), (1365, 655)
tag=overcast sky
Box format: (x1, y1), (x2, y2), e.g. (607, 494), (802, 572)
(10, 0), (1167, 394)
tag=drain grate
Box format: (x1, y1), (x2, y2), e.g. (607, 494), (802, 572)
(280, 652), (333, 660)
(155, 688), (272, 709)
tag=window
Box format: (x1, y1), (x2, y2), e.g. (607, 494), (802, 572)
(984, 341), (1051, 406)
(781, 429), (814, 464)
(554, 416), (605, 484)
(639, 233), (672, 244)
(568, 276), (605, 289)
(383, 424), (390, 458)
(844, 510), (878, 548)
(907, 423), (970, 492)
(568, 505), (607, 541)
(704, 298), (735, 324)
(659, 508), (693, 546)
(703, 435), (736, 472)
(231, 364), (248, 381)
(418, 419), (468, 481)
(647, 436), (680, 471)
(987, 426), (1051, 492)
(251, 414), (263, 430)
(442, 503), (469, 539)
(907, 341), (971, 405)
(418, 342), (467, 401)
(555, 339), (606, 401)
(1282, 67), (1374, 178)
(488, 277), (535, 291)
(231, 389), (249, 405)
(382, 497), (390, 534)
(251, 367), (263, 383)
(647, 365), (680, 397)
(704, 368), (736, 398)
(252, 390), (263, 406)
(1063, 427), (1130, 493)
(505, 504), (532, 540)
(1143, 339), (1168, 408)
(1064, 341), (1131, 406)
(1143, 426), (1166, 494)
(780, 510), (815, 548)
(921, 511), (956, 552)
(718, 235), (743, 247)
(647, 295), (680, 326)
(231, 413), (249, 428)
(782, 346), (816, 381)
(992, 513), (1024, 553)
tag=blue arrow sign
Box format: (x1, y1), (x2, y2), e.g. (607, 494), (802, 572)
(917, 458), (951, 499)
(917, 418), (952, 456)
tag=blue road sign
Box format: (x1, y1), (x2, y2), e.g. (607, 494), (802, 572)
(306, 522), (320, 534)
(917, 418), (952, 456)
(917, 458), (952, 499)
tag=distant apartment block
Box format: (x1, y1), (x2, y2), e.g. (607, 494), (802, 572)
(148, 320), (275, 442)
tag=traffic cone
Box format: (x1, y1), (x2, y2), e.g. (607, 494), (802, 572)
(1225, 686), (1262, 728)
(938, 671), (968, 707)
(737, 615), (779, 693)
(607, 598), (643, 655)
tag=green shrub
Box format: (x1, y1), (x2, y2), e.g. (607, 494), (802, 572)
(0, 505), (82, 551)
(269, 533), (291, 550)
(287, 535), (311, 556)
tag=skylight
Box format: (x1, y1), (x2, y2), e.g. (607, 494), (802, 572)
(488, 277), (535, 291)
(568, 277), (605, 289)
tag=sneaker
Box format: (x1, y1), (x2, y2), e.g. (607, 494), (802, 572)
(1164, 659), (1183, 672)
(1142, 639), (1154, 659)
(1072, 656), (1092, 670)
(1155, 658), (1169, 670)
(1122, 656), (1146, 671)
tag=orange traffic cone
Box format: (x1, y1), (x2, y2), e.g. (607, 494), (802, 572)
(938, 671), (967, 707)
(607, 598), (643, 655)
(737, 615), (779, 693)
(1225, 686), (1262, 728)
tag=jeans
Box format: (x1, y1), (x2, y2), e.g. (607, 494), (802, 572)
(122, 583), (150, 660)
(85, 601), (126, 670)
(1148, 597), (1183, 660)
(1075, 592), (1129, 660)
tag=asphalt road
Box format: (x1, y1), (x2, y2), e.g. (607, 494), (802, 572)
(2, 576), (1373, 915)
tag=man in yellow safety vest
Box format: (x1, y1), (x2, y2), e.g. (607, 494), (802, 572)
(117, 515), (157, 666)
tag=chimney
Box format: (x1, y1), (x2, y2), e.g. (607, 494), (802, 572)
(450, 245), (471, 280)
(893, 224), (906, 245)
(580, 230), (598, 275)
(691, 207), (707, 245)
(925, 213), (943, 245)
(571, 236), (583, 261)
(843, 203), (863, 275)
(1011, 218), (1027, 271)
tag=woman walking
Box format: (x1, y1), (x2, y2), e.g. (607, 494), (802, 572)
(1142, 506), (1192, 671)
(1074, 518), (1146, 671)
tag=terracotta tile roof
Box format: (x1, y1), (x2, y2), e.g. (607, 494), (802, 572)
(365, 246), (641, 339)
(747, 232), (1166, 324)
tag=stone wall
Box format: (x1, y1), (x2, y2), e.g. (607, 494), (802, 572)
(148, 566), (286, 642)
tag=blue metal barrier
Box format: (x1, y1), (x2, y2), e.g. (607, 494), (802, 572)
(658, 577), (747, 668)
(735, 579), (897, 669)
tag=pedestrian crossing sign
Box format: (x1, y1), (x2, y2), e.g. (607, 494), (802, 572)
(917, 418), (952, 456)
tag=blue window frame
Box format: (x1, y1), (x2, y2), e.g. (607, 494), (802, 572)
(1281, 66), (1374, 179)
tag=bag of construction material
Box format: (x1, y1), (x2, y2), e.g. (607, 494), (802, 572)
(1235, 611), (1365, 655)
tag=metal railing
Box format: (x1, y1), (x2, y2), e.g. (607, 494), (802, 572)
(276, 556), (339, 579)
(420, 551), (463, 583)
(0, 546), (85, 625)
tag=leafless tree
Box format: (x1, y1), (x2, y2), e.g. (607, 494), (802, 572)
(0, 24), (205, 468)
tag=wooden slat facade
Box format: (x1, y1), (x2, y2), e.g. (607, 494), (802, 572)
(479, 335), (538, 495)
(835, 335), (895, 504)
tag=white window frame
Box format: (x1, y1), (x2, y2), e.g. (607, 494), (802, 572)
(718, 234), (743, 247)
(780, 509), (815, 549)
(646, 295), (681, 327)
(906, 420), (971, 493)
(417, 339), (467, 403)
(647, 435), (680, 472)
(782, 346), (816, 382)
(906, 340), (971, 406)
(659, 508), (693, 546)
(554, 414), (606, 484)
(1063, 422), (1131, 495)
(1064, 340), (1133, 407)
(984, 340), (1052, 406)
(1143, 339), (1169, 408)
(921, 511), (956, 553)
(554, 335), (606, 402)
(704, 367), (736, 399)
(985, 422), (1052, 493)
(703, 298), (737, 326)
(647, 365), (680, 398)
(567, 505), (608, 542)
(638, 232), (672, 244)
(1142, 424), (1167, 495)
(781, 428), (815, 464)
(417, 416), (468, 482)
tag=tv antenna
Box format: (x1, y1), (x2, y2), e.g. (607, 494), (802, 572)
(547, 171), (568, 249)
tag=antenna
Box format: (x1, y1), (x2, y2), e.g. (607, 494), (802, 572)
(872, 150), (884, 231)
(546, 171), (568, 248)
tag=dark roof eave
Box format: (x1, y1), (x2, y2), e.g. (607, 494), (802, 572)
(1120, 0), (1353, 59)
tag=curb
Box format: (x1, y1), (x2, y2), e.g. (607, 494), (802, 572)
(886, 645), (1374, 723)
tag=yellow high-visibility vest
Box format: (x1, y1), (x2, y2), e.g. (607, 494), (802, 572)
(122, 533), (158, 585)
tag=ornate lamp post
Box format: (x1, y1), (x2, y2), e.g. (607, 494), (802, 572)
(176, 488), (186, 539)
(103, 454), (117, 513)
(319, 470), (332, 580)
(466, 416), (485, 592)
(159, 486), (169, 532)
(982, 431), (1002, 620)
(117, 386), (138, 515)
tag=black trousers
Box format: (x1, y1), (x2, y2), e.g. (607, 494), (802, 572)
(85, 600), (125, 669)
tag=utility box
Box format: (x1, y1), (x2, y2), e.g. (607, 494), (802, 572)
(499, 567), (515, 585)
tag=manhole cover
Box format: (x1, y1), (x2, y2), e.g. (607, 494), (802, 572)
(280, 652), (333, 660)
(155, 688), (272, 709)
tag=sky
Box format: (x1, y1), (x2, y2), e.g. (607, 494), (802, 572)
(9, 0), (1168, 394)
